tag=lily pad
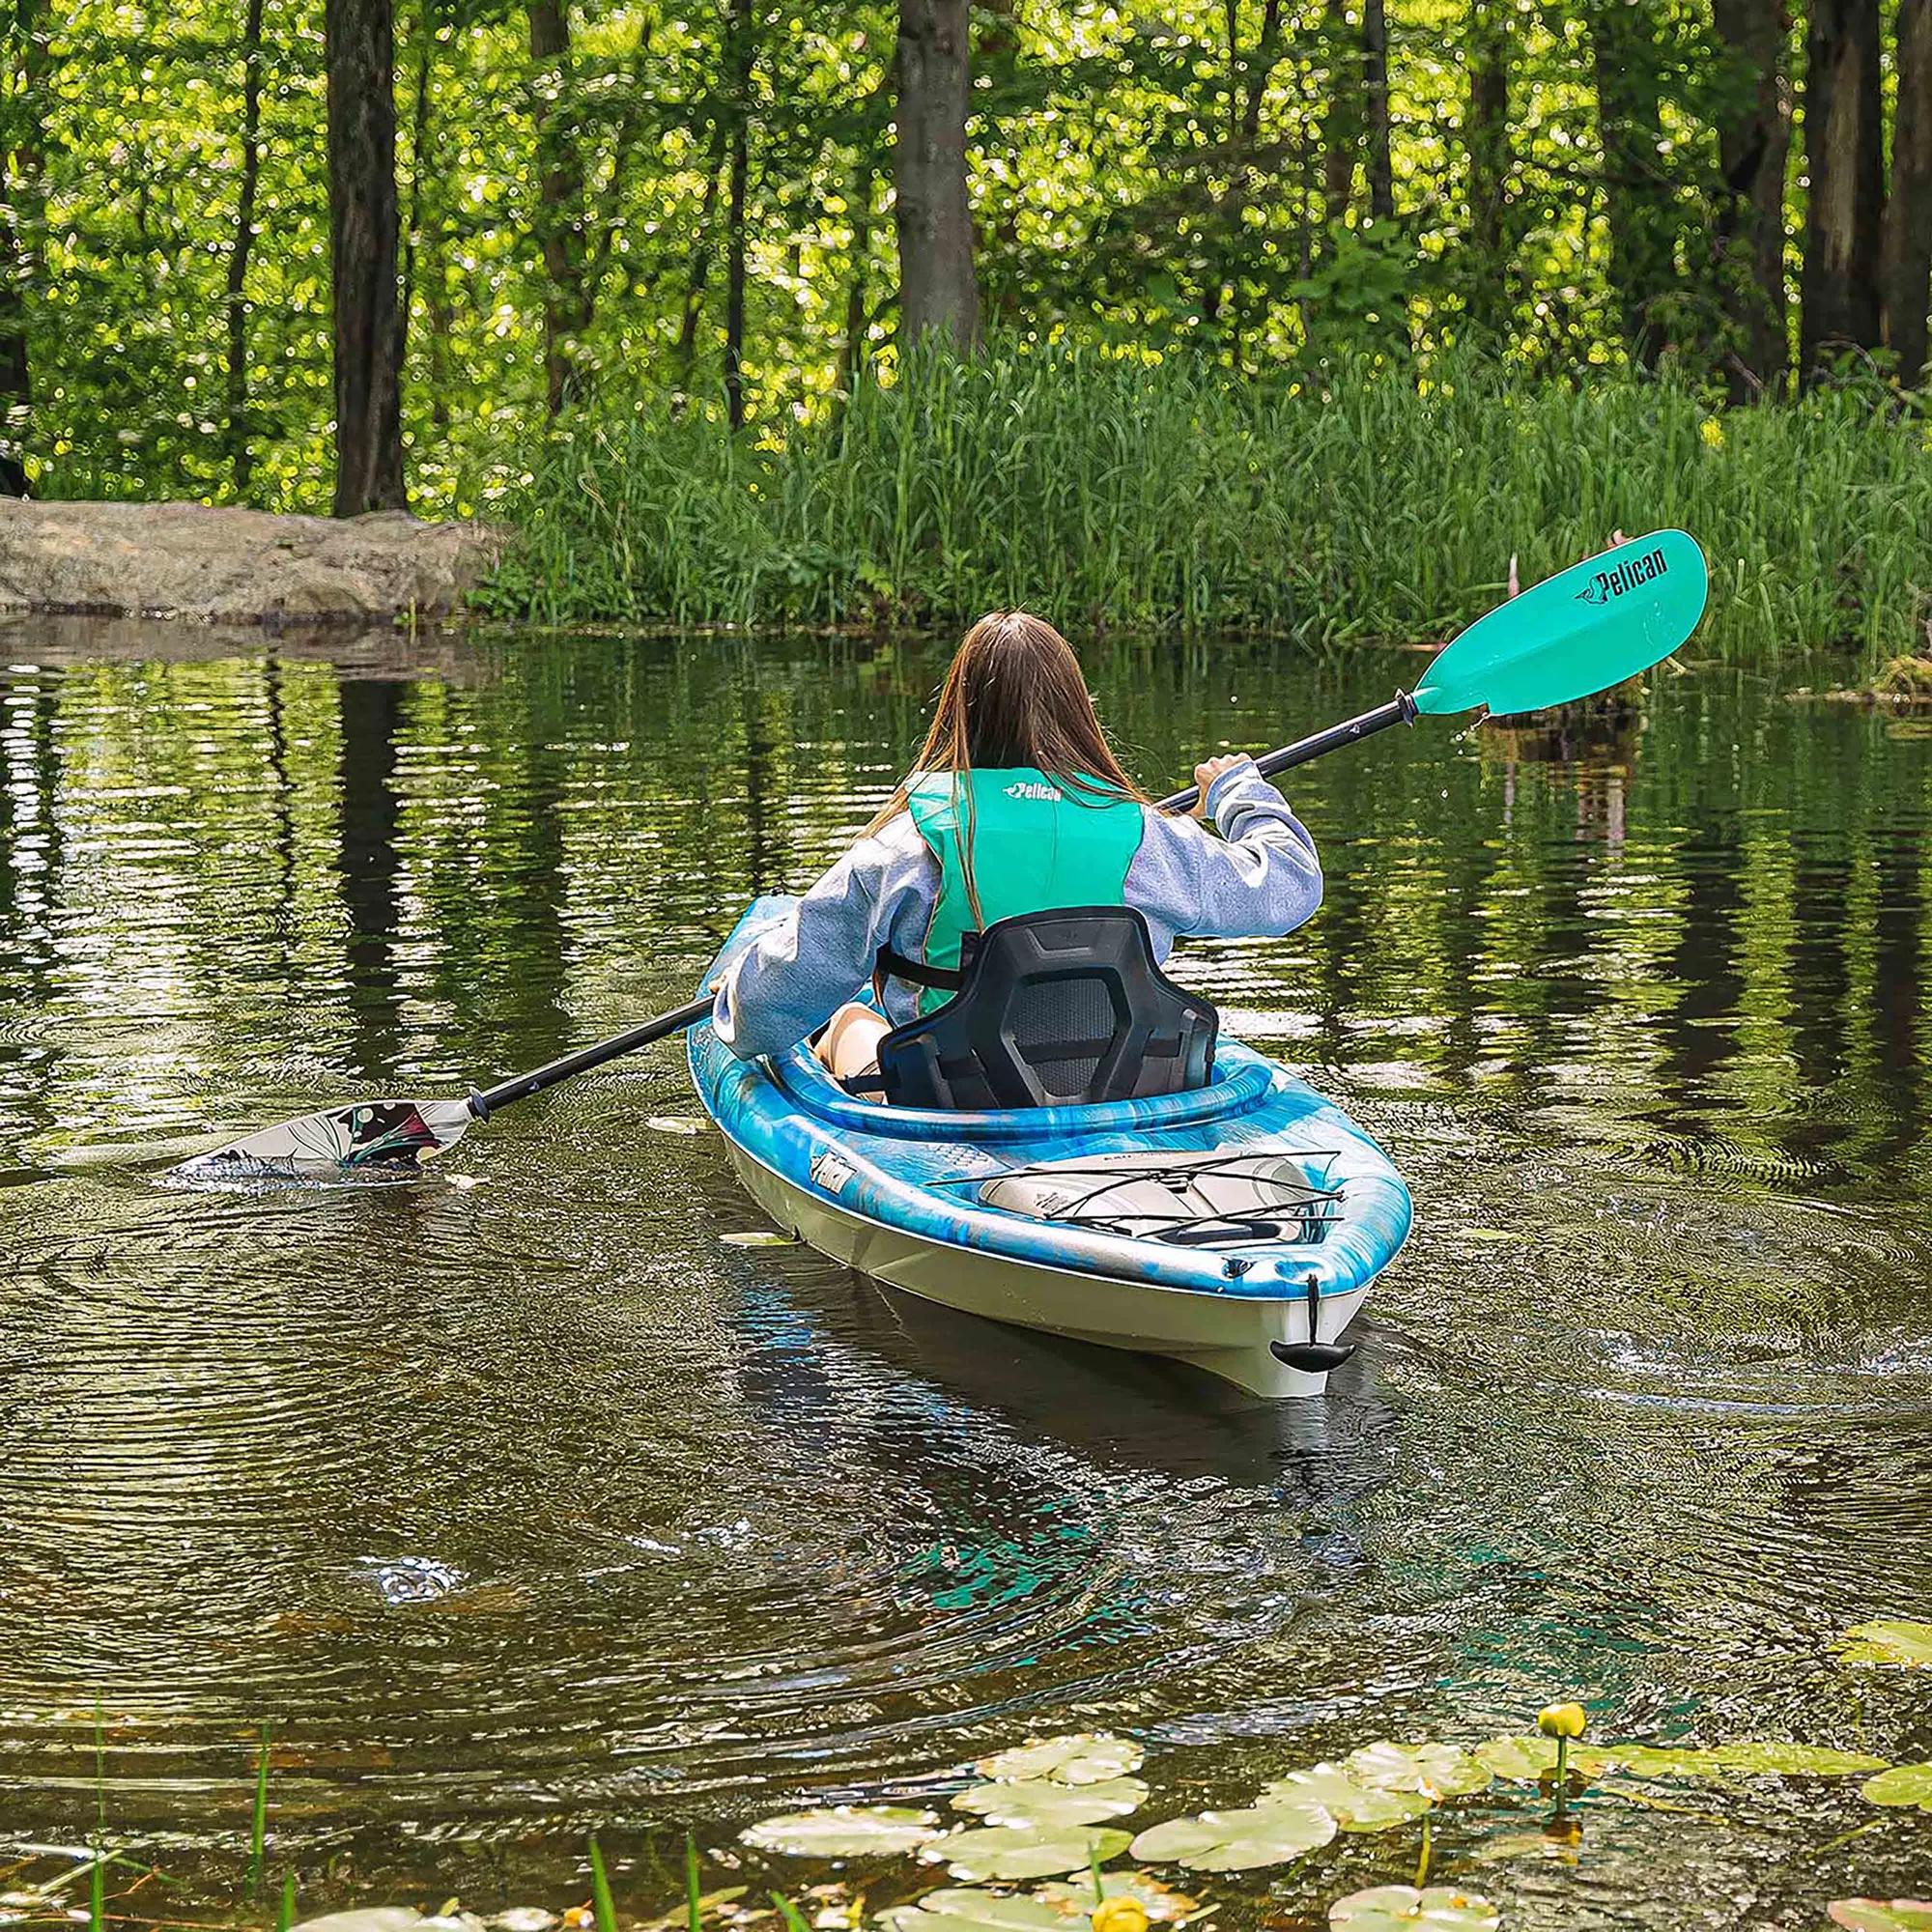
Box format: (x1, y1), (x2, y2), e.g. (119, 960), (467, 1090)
(292, 1915), (427, 1932)
(1471, 1738), (1563, 1783)
(1263, 1765), (1434, 1832)
(1328, 1886), (1500, 1931)
(646, 1116), (712, 1135)
(741, 1806), (941, 1858)
(1030, 1874), (1202, 1921)
(1830, 1905), (1932, 1932)
(1836, 1621), (1932, 1668)
(879, 1892), (1068, 1932)
(952, 1777), (1149, 1828)
(1129, 1802), (1336, 1872)
(1472, 1734), (1882, 1783)
(1862, 1764), (1932, 1810)
(977, 1734), (1146, 1786)
(927, 1825), (1133, 1882)
(1345, 1742), (1492, 1800)
(719, 1230), (796, 1247)
(1591, 1742), (1884, 1780)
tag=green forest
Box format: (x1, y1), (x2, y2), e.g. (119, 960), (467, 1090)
(4, 0), (1930, 641)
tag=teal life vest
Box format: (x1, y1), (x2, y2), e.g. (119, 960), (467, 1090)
(901, 767), (1149, 1013)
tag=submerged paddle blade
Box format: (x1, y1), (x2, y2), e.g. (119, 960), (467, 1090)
(169, 1095), (476, 1185)
(1412, 529), (1708, 718)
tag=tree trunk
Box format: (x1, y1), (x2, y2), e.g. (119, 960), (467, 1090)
(1800, 0), (1885, 374)
(1320, 0), (1361, 230)
(1464, 0), (1512, 343)
(894, 0), (980, 350)
(1362, 0), (1393, 222)
(327, 0), (408, 514)
(529, 0), (593, 415)
(226, 0), (267, 496)
(1588, 0), (1679, 367)
(0, 0), (43, 497)
(835, 155), (875, 394)
(723, 0), (752, 428)
(1880, 0), (1932, 386)
(1708, 0), (1792, 398)
(673, 156), (724, 404)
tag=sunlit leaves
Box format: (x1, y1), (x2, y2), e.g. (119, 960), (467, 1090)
(975, 1735), (1146, 1786)
(952, 1778), (1150, 1828)
(1029, 1873), (1202, 1921)
(925, 1827), (1134, 1882)
(1262, 1766), (1433, 1831)
(740, 1807), (941, 1857)
(1128, 1802), (1337, 1872)
(1470, 1735), (1886, 1783)
(1326, 1886), (1500, 1931)
(1829, 1907), (1932, 1932)
(878, 1892), (1068, 1932)
(1835, 1621), (1932, 1669)
(1861, 1765), (1932, 1811)
(1344, 1742), (1492, 1800)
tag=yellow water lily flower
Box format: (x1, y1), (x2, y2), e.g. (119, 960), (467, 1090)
(1537, 1702), (1588, 1740)
(1092, 1898), (1150, 1932)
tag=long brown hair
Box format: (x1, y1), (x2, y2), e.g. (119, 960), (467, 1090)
(866, 611), (1145, 925)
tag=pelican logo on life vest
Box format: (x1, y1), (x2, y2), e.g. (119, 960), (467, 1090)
(1004, 779), (1064, 802)
(810, 1148), (856, 1195)
(1576, 546), (1668, 606)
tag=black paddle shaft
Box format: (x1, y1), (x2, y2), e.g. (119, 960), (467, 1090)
(469, 993), (714, 1119)
(469, 692), (1420, 1119)
(1153, 692), (1419, 813)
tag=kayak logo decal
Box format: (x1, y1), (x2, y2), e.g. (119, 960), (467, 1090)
(1005, 780), (1064, 802)
(1577, 546), (1668, 606)
(810, 1148), (856, 1196)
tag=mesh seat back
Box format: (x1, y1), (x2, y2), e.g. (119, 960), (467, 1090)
(874, 908), (1217, 1111)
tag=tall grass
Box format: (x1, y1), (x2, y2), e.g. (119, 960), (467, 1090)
(477, 344), (1932, 669)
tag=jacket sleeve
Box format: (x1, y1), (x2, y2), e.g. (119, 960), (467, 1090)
(710, 817), (937, 1061)
(1125, 756), (1322, 944)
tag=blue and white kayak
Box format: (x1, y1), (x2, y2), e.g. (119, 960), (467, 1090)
(689, 897), (1412, 1399)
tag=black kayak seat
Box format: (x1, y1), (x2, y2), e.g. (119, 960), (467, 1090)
(850, 906), (1218, 1111)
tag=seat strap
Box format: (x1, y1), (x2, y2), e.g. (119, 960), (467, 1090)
(875, 946), (965, 992)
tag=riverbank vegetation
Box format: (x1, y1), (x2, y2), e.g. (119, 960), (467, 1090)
(478, 346), (1932, 666)
(16, 0), (1932, 530)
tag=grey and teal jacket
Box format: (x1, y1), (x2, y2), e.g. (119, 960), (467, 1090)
(711, 754), (1321, 1062)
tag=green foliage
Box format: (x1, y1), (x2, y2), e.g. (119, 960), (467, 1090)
(975, 1735), (1146, 1785)
(251, 1727), (271, 1897)
(1128, 1804), (1337, 1872)
(13, 0), (1924, 523)
(1326, 1887), (1499, 1931)
(1835, 1620), (1932, 1667)
(1830, 1906), (1932, 1932)
(589, 1836), (618, 1932)
(740, 1807), (941, 1857)
(927, 1826), (1134, 1883)
(1861, 1764), (1932, 1810)
(479, 342), (1932, 668)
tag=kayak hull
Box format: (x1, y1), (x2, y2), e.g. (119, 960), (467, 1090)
(691, 897), (1411, 1399)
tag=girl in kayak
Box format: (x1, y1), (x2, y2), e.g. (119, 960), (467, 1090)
(712, 611), (1322, 1083)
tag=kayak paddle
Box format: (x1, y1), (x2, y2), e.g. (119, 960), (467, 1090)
(1153, 527), (1708, 809)
(175, 528), (1706, 1182)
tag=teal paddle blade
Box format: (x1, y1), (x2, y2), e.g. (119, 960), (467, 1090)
(1411, 529), (1708, 717)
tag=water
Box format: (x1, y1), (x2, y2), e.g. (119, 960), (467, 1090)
(1, 620), (1929, 1928)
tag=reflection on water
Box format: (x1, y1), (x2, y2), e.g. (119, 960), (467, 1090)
(0, 622), (1929, 1925)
